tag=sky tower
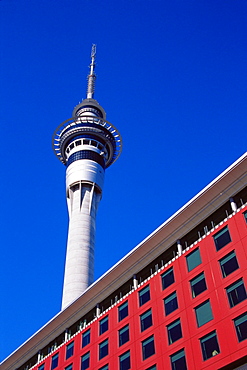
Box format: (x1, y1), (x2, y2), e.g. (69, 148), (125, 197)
(52, 45), (122, 310)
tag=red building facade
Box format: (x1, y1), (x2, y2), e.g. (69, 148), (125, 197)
(2, 154), (247, 370)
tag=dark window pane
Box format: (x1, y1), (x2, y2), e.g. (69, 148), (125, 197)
(186, 248), (202, 272)
(81, 352), (90, 370)
(118, 301), (128, 321)
(119, 350), (130, 370)
(226, 279), (247, 308)
(119, 325), (129, 346)
(167, 319), (182, 344)
(220, 251), (239, 277)
(139, 285), (150, 306)
(99, 339), (108, 359)
(142, 335), (155, 360)
(190, 272), (207, 298)
(99, 365), (109, 370)
(195, 300), (213, 327)
(213, 226), (231, 251)
(170, 349), (187, 370)
(164, 292), (178, 315)
(66, 342), (74, 360)
(51, 353), (59, 370)
(140, 309), (153, 331)
(65, 365), (73, 370)
(82, 329), (90, 348)
(161, 267), (174, 289)
(99, 316), (108, 335)
(200, 331), (220, 360)
(234, 312), (247, 342)
(145, 366), (156, 370)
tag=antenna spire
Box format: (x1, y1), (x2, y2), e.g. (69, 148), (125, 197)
(87, 44), (96, 99)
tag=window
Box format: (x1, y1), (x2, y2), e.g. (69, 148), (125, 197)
(142, 335), (155, 360)
(118, 301), (128, 321)
(140, 309), (153, 331)
(164, 291), (178, 315)
(66, 342), (74, 360)
(226, 279), (247, 308)
(99, 365), (108, 370)
(82, 329), (90, 348)
(81, 352), (90, 370)
(234, 312), (247, 342)
(213, 226), (231, 251)
(38, 365), (45, 370)
(99, 339), (108, 360)
(145, 366), (156, 370)
(167, 319), (182, 344)
(119, 350), (130, 370)
(119, 325), (129, 346)
(99, 316), (108, 335)
(200, 331), (220, 360)
(161, 267), (174, 289)
(186, 248), (202, 272)
(51, 353), (59, 370)
(244, 211), (247, 223)
(139, 285), (150, 306)
(219, 251), (239, 277)
(190, 272), (207, 298)
(195, 300), (213, 327)
(65, 365), (73, 370)
(170, 349), (187, 370)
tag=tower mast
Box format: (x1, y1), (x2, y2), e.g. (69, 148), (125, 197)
(52, 46), (122, 310)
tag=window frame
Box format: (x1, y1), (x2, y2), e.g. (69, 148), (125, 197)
(167, 318), (182, 344)
(81, 352), (90, 370)
(190, 272), (207, 298)
(226, 278), (247, 308)
(99, 338), (109, 360)
(186, 248), (202, 272)
(213, 226), (231, 251)
(140, 308), (153, 332)
(118, 301), (128, 321)
(170, 348), (187, 370)
(99, 316), (109, 335)
(234, 312), (247, 342)
(65, 365), (73, 370)
(195, 299), (213, 327)
(164, 291), (178, 316)
(142, 335), (155, 360)
(119, 350), (131, 370)
(161, 267), (175, 289)
(139, 285), (151, 306)
(82, 329), (91, 348)
(119, 324), (130, 346)
(200, 330), (220, 361)
(66, 341), (74, 360)
(51, 353), (59, 370)
(219, 250), (239, 278)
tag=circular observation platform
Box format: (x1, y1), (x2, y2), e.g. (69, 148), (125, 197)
(52, 116), (122, 168)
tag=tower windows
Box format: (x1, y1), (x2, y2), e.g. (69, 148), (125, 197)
(190, 272), (207, 298)
(142, 335), (155, 360)
(195, 300), (213, 327)
(99, 316), (108, 335)
(119, 350), (131, 370)
(219, 251), (239, 277)
(118, 301), (128, 321)
(226, 279), (247, 307)
(51, 353), (59, 370)
(161, 267), (175, 290)
(139, 285), (151, 306)
(82, 329), (90, 348)
(170, 348), (187, 370)
(99, 339), (108, 359)
(140, 309), (153, 332)
(213, 226), (231, 251)
(164, 291), (178, 315)
(186, 248), (202, 272)
(66, 341), (74, 360)
(200, 331), (220, 361)
(234, 312), (247, 342)
(119, 325), (130, 346)
(81, 352), (90, 370)
(167, 319), (182, 344)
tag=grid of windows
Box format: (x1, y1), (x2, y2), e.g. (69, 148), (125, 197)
(186, 248), (202, 272)
(118, 301), (128, 321)
(66, 342), (74, 360)
(142, 335), (155, 360)
(139, 285), (151, 306)
(226, 279), (247, 308)
(161, 267), (175, 289)
(167, 319), (182, 344)
(219, 251), (239, 277)
(190, 272), (207, 298)
(140, 309), (153, 331)
(119, 325), (129, 346)
(170, 348), (187, 370)
(200, 331), (220, 361)
(213, 226), (231, 251)
(195, 300), (213, 327)
(82, 329), (90, 348)
(164, 291), (178, 315)
(119, 350), (131, 370)
(99, 316), (108, 335)
(51, 353), (59, 370)
(234, 312), (247, 342)
(99, 339), (108, 360)
(81, 352), (90, 370)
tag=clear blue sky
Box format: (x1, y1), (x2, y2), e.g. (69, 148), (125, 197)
(1, 0), (246, 361)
